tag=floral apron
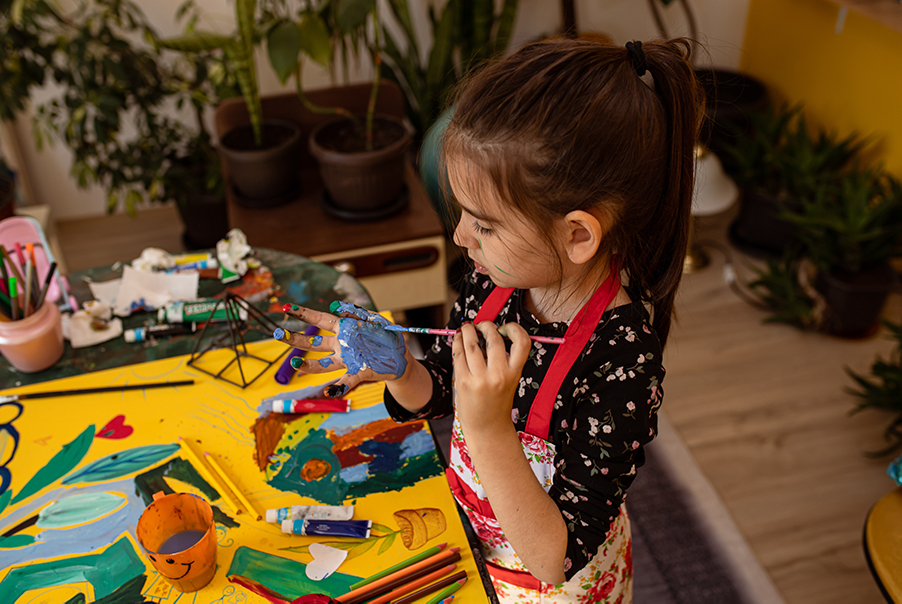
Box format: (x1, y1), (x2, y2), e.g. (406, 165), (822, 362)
(446, 269), (633, 603)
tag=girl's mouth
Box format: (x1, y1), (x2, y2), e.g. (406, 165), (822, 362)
(473, 260), (488, 274)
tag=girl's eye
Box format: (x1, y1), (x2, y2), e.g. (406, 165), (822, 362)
(472, 220), (493, 236)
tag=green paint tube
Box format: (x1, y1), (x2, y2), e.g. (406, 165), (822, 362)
(158, 300), (248, 324)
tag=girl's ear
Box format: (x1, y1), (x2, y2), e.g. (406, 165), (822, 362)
(562, 210), (604, 265)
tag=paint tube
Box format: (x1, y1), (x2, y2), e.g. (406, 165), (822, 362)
(270, 399), (351, 414)
(265, 504), (355, 524)
(166, 259), (219, 272)
(158, 300), (248, 324)
(173, 252), (215, 265)
(281, 519), (371, 538)
(124, 322), (197, 343)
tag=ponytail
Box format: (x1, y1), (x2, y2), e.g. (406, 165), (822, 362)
(622, 38), (702, 346)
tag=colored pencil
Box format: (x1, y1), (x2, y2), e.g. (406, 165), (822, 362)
(0, 247), (22, 281)
(204, 451), (263, 520)
(25, 243), (39, 302)
(0, 380), (195, 403)
(343, 562), (459, 604)
(337, 548), (461, 604)
(439, 597), (455, 604)
(425, 579), (465, 604)
(34, 261), (57, 311)
(386, 325), (565, 345)
(348, 542), (448, 590)
(13, 242), (25, 268)
(367, 564), (459, 604)
(178, 438), (244, 517)
(8, 277), (16, 320)
(23, 258), (32, 316)
(390, 571), (467, 604)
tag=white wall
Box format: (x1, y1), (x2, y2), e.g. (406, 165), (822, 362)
(7, 0), (751, 220)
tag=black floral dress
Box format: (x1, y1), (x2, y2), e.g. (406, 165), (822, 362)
(384, 270), (664, 588)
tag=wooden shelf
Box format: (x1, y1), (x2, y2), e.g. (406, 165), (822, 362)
(824, 0), (902, 34)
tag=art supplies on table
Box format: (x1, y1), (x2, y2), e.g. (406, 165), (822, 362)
(265, 504), (355, 524)
(205, 451), (264, 521)
(281, 519), (372, 538)
(159, 299), (248, 323)
(335, 547), (462, 603)
(392, 571), (467, 604)
(124, 322), (197, 343)
(271, 399), (351, 414)
(0, 380), (194, 403)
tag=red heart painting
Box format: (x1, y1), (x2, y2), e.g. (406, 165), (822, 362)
(96, 415), (134, 439)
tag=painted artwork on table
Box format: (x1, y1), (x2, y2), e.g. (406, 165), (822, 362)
(0, 339), (487, 603)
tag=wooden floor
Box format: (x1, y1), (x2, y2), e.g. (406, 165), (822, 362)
(55, 203), (899, 603)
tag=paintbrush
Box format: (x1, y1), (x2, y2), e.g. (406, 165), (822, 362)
(384, 325), (565, 345)
(0, 380), (195, 403)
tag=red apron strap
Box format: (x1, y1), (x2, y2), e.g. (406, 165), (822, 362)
(485, 560), (546, 592)
(445, 467), (497, 519)
(473, 286), (514, 325)
(524, 265), (621, 439)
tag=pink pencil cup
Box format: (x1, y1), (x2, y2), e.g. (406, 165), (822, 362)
(0, 301), (64, 372)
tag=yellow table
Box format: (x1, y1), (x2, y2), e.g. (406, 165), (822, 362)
(864, 487), (902, 601)
(0, 341), (489, 603)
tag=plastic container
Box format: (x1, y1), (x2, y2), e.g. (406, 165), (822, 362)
(0, 301), (64, 372)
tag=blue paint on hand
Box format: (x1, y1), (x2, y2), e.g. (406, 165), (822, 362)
(312, 335), (323, 346)
(319, 357), (335, 368)
(273, 328), (286, 341)
(332, 301), (391, 327)
(337, 316), (407, 378)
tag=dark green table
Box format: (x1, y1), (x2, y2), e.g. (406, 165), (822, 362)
(0, 248), (375, 388)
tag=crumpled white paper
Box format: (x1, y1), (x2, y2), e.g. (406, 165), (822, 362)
(216, 228), (252, 277)
(111, 265), (198, 317)
(131, 248), (175, 272)
(61, 301), (123, 348)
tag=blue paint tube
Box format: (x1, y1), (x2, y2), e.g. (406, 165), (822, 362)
(281, 519), (371, 538)
(265, 504), (355, 524)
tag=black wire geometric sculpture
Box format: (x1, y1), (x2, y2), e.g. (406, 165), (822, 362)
(188, 292), (288, 388)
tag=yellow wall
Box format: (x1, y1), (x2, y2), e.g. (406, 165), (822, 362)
(742, 0), (902, 176)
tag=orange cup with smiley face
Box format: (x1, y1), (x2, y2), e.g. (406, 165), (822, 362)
(136, 491), (218, 592)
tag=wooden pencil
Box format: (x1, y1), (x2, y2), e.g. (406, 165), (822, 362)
(178, 438), (244, 517)
(425, 578), (465, 604)
(204, 451), (262, 520)
(0, 380), (195, 402)
(367, 564), (459, 604)
(348, 542), (448, 590)
(390, 570), (467, 604)
(23, 258), (32, 317)
(337, 549), (461, 604)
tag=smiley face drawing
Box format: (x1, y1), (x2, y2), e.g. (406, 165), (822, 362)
(137, 492), (218, 592)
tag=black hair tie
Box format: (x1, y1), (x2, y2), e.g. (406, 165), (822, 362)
(625, 40), (647, 76)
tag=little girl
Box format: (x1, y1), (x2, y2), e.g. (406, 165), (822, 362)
(278, 38), (701, 603)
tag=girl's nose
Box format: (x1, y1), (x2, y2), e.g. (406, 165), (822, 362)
(452, 220), (472, 249)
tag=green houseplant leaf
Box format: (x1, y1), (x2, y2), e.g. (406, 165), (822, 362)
(267, 19), (302, 84)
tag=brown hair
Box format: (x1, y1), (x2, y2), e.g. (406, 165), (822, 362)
(443, 38), (703, 346)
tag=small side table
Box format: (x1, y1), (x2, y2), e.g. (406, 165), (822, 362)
(864, 487), (902, 602)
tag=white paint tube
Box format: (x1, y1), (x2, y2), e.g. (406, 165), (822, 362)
(265, 504), (355, 524)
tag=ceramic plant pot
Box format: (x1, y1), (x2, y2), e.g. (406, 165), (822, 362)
(729, 189), (796, 258)
(815, 263), (897, 338)
(218, 119), (303, 207)
(309, 114), (412, 219)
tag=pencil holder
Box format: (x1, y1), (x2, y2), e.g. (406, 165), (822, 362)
(0, 301), (63, 372)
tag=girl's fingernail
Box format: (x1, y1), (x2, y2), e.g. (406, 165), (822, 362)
(273, 328), (291, 341)
(330, 300), (342, 314)
(282, 303), (292, 312)
(290, 357), (304, 369)
(325, 384), (347, 398)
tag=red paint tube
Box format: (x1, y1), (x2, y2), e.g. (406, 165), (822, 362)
(270, 399), (350, 414)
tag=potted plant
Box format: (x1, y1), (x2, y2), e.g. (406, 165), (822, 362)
(159, 0), (307, 206)
(747, 251), (820, 331)
(720, 104), (866, 258)
(779, 166), (902, 338)
(848, 320), (902, 455)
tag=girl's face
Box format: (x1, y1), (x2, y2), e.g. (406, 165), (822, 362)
(448, 160), (561, 290)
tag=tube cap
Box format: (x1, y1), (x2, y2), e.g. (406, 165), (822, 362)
(266, 509), (278, 523)
(124, 328), (143, 343)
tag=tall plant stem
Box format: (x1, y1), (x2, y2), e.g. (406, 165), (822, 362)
(365, 8), (383, 152)
(293, 64), (351, 118)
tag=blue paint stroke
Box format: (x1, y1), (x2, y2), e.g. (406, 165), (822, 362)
(337, 318), (406, 378)
(400, 430), (434, 460)
(332, 301), (391, 326)
(319, 357), (335, 368)
(37, 492), (127, 529)
(311, 335), (323, 346)
(339, 464), (369, 484)
(359, 440), (403, 474)
(319, 404), (389, 433)
(0, 536), (145, 601)
(62, 444), (179, 485)
(273, 328), (286, 340)
(0, 401), (23, 498)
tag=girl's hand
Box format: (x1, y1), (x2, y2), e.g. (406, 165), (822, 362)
(276, 302), (410, 398)
(452, 321), (532, 435)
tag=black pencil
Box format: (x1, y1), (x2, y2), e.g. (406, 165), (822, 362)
(34, 261), (57, 310)
(0, 380), (195, 402)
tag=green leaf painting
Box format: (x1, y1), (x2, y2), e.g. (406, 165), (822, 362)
(62, 444), (179, 485)
(11, 425), (94, 505)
